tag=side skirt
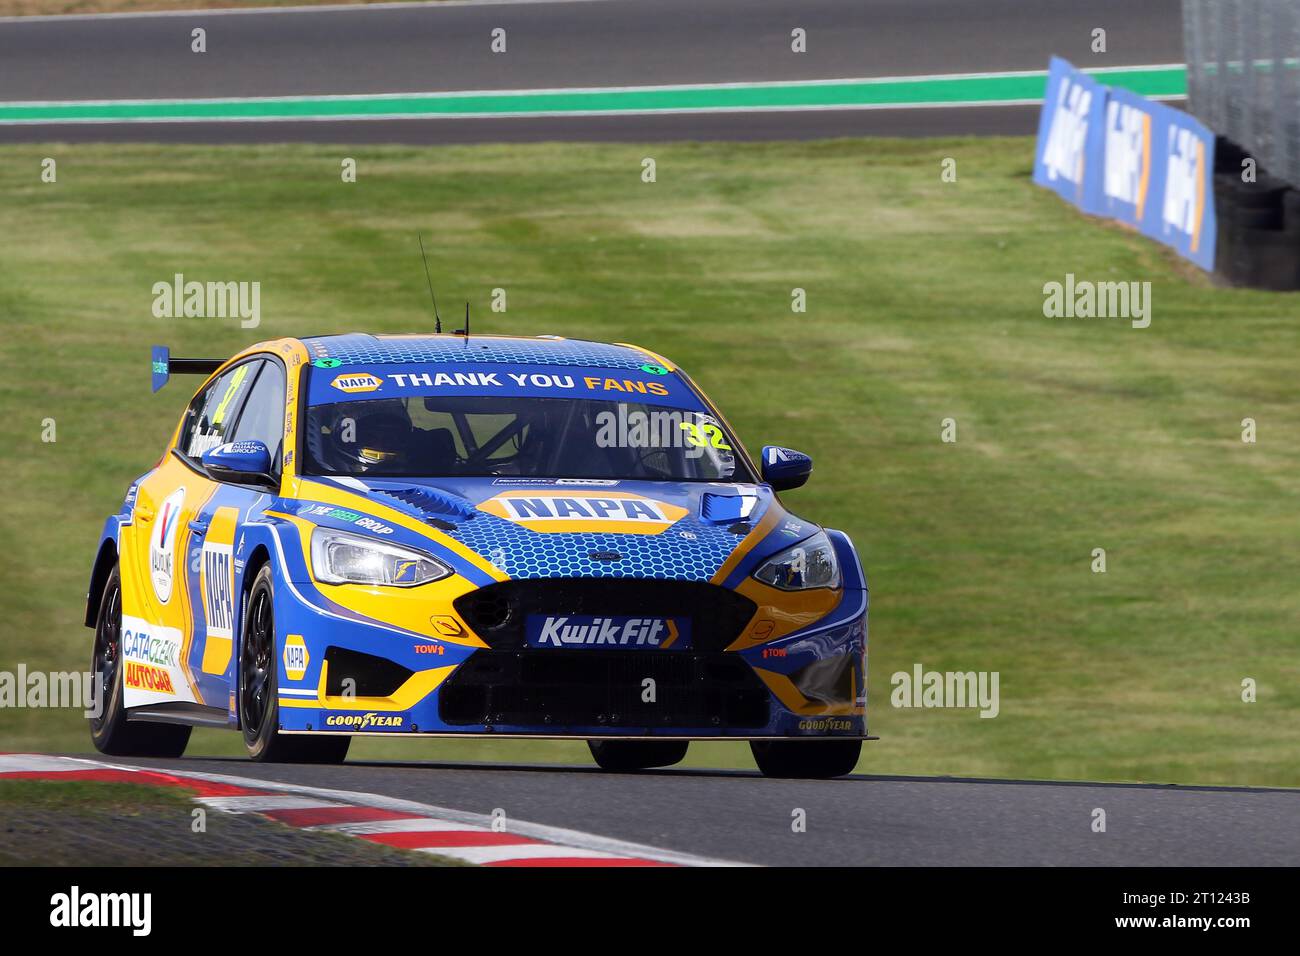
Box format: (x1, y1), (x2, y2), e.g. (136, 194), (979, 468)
(127, 702), (230, 728)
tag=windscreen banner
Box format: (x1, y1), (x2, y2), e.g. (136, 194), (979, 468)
(1036, 57), (1216, 272)
(306, 362), (706, 409)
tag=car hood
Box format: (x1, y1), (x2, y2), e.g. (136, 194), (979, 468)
(296, 475), (819, 583)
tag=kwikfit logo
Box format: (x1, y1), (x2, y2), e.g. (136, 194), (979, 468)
(526, 615), (689, 649)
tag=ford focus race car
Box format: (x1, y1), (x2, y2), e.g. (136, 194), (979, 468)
(87, 334), (868, 778)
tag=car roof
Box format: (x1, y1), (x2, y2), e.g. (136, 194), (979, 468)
(298, 333), (674, 372)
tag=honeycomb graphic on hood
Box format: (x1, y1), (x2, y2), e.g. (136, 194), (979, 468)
(447, 509), (744, 581)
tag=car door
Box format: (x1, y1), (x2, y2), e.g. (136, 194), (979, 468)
(187, 357), (287, 711)
(120, 361), (258, 712)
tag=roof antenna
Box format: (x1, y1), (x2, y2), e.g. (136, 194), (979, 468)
(417, 234), (442, 334)
(457, 301), (471, 339)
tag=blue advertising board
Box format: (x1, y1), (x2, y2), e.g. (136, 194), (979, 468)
(1033, 57), (1107, 217)
(1036, 58), (1216, 271)
(1100, 86), (1216, 271)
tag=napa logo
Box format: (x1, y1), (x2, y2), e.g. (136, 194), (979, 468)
(1041, 75), (1093, 186)
(1103, 99), (1151, 215)
(201, 537), (236, 642)
(477, 490), (689, 534)
(148, 488), (185, 604)
(282, 635), (309, 681)
(330, 372), (383, 394)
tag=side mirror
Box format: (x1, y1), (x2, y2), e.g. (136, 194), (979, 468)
(760, 445), (813, 492)
(202, 440), (276, 488)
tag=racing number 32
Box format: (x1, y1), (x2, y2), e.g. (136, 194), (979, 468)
(679, 421), (731, 449)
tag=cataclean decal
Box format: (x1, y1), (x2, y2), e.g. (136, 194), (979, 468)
(122, 628), (180, 667)
(118, 617), (194, 707)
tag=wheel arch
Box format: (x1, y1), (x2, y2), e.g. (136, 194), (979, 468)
(242, 543), (273, 590)
(234, 541), (275, 658)
(84, 535), (119, 628)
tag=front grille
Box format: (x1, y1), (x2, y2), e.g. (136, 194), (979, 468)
(438, 650), (770, 729)
(454, 579), (757, 652)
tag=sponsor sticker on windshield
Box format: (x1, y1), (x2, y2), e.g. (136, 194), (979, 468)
(307, 362), (705, 409)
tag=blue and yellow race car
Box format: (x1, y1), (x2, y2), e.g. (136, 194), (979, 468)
(87, 334), (868, 778)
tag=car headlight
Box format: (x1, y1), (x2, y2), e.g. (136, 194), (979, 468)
(753, 530), (841, 590)
(310, 527), (452, 587)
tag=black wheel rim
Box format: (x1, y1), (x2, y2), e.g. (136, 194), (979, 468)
(240, 587), (274, 735)
(90, 580), (120, 732)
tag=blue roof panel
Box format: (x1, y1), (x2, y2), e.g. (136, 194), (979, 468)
(301, 334), (661, 371)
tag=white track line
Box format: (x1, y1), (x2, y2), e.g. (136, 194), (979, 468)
(422, 843), (625, 864)
(197, 794), (347, 813)
(312, 818), (489, 835)
(0, 753), (96, 772)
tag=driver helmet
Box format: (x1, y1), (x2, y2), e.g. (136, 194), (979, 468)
(329, 402), (412, 472)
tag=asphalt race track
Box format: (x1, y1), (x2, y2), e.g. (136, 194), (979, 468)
(98, 755), (1300, 866)
(0, 0), (1183, 143)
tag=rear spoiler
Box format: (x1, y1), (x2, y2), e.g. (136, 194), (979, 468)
(151, 345), (223, 393)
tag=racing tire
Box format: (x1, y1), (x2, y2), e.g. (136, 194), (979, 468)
(588, 739), (688, 771)
(750, 739), (861, 779)
(240, 564), (350, 764)
(89, 565), (192, 758)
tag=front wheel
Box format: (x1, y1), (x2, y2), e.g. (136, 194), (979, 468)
(88, 565), (191, 758)
(240, 564), (349, 764)
(588, 739), (688, 771)
(750, 739), (861, 779)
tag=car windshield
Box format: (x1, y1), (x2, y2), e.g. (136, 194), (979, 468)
(303, 395), (753, 481)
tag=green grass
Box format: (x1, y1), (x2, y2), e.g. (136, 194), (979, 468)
(0, 138), (1297, 787)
